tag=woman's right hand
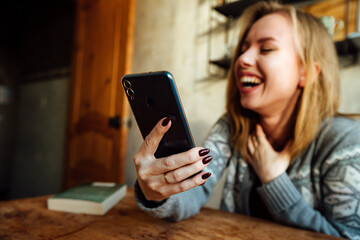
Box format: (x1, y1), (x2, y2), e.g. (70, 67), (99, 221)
(134, 117), (212, 201)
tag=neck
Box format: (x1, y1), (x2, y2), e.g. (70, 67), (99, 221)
(260, 114), (295, 151)
(259, 93), (300, 151)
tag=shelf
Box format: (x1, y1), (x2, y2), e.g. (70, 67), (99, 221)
(214, 0), (317, 19)
(335, 33), (360, 65)
(209, 34), (360, 70)
(335, 33), (360, 56)
(209, 56), (231, 70)
(213, 0), (262, 19)
(210, 1), (360, 71)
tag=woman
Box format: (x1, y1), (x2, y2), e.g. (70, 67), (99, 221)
(133, 1), (360, 239)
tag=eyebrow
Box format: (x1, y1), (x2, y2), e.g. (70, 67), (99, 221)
(243, 37), (278, 46)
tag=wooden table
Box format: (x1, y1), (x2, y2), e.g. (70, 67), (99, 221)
(0, 190), (343, 240)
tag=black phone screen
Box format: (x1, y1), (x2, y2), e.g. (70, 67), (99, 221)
(122, 71), (194, 158)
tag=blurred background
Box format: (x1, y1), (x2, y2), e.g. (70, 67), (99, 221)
(0, 0), (360, 209)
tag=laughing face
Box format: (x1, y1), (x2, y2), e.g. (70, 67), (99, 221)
(234, 13), (304, 117)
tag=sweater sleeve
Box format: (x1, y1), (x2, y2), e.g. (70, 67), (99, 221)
(134, 115), (232, 222)
(257, 173), (342, 237)
(257, 117), (360, 239)
(320, 147), (360, 239)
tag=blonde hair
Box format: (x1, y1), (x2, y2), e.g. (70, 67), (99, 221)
(226, 1), (340, 161)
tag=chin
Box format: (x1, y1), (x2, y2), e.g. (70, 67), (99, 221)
(240, 100), (254, 111)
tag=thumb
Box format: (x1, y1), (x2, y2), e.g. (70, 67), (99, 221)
(140, 117), (172, 156)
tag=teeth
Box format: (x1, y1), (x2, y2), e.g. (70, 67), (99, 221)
(241, 76), (262, 84)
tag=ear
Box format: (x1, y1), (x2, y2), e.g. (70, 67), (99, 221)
(298, 62), (321, 88)
(313, 62), (321, 80)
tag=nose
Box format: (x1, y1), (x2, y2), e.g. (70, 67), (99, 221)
(236, 48), (256, 68)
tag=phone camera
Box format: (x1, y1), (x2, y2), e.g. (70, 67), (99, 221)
(126, 89), (135, 97)
(123, 80), (131, 89)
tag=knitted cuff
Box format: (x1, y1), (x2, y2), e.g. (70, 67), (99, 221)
(134, 180), (177, 218)
(257, 173), (302, 214)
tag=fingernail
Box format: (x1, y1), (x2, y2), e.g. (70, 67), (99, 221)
(202, 156), (213, 164)
(162, 117), (171, 126)
(202, 172), (211, 180)
(199, 148), (210, 157)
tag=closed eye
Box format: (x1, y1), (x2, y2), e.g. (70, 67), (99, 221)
(260, 48), (275, 53)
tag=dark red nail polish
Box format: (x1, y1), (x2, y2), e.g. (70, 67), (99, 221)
(202, 156), (213, 164)
(202, 172), (211, 180)
(162, 117), (171, 126)
(199, 148), (210, 157)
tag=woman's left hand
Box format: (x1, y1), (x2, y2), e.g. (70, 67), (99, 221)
(247, 124), (291, 184)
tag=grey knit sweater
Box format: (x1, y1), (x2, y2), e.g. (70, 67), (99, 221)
(135, 115), (360, 239)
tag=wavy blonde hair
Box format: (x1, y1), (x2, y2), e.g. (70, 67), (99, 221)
(226, 1), (340, 161)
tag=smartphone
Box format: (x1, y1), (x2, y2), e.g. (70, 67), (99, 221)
(122, 71), (195, 158)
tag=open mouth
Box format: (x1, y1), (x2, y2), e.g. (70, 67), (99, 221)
(240, 76), (263, 88)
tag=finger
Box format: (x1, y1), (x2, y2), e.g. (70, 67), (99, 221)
(167, 172), (212, 195)
(255, 124), (272, 147)
(256, 124), (266, 139)
(139, 117), (172, 156)
(247, 137), (255, 155)
(163, 156), (212, 184)
(154, 147), (209, 174)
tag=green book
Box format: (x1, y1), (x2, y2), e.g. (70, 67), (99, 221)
(47, 182), (127, 215)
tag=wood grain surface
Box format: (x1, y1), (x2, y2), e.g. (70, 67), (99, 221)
(0, 190), (344, 240)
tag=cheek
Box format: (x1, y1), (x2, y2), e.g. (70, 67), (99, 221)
(264, 55), (300, 89)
